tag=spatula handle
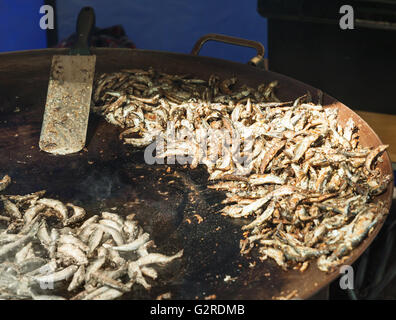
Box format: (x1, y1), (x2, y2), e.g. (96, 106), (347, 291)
(70, 7), (95, 55)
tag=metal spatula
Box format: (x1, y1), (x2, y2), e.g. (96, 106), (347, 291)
(39, 7), (96, 155)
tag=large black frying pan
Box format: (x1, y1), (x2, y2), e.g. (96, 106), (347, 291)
(0, 34), (393, 299)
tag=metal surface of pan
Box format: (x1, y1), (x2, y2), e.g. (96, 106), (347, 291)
(0, 47), (393, 300)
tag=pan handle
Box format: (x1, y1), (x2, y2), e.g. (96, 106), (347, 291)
(191, 33), (267, 69)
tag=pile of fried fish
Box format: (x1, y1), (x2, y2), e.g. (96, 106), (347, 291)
(92, 68), (391, 273)
(0, 186), (183, 300)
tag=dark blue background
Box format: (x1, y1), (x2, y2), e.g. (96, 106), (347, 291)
(0, 0), (268, 63)
(0, 0), (47, 52)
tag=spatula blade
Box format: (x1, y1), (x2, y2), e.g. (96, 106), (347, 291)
(39, 54), (96, 155)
